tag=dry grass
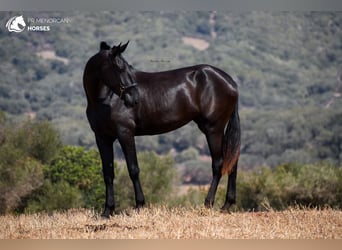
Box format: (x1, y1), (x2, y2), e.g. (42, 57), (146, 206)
(0, 206), (341, 239)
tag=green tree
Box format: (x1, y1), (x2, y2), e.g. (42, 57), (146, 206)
(12, 120), (62, 164)
(41, 145), (104, 210)
(0, 155), (43, 214)
(175, 147), (199, 163)
(0, 115), (61, 214)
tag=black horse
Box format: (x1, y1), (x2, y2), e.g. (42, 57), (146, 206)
(83, 41), (241, 217)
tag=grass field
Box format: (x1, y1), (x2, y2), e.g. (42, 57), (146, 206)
(0, 206), (341, 239)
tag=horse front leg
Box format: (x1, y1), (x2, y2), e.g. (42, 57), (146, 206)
(118, 131), (145, 209)
(96, 135), (115, 218)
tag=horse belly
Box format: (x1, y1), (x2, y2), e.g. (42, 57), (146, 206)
(135, 106), (197, 136)
(136, 118), (192, 135)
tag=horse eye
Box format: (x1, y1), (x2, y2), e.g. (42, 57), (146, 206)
(115, 58), (124, 70)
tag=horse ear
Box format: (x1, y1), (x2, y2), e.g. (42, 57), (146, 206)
(119, 41), (129, 53)
(100, 41), (110, 50)
(111, 42), (122, 56)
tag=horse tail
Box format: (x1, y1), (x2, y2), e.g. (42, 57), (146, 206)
(222, 102), (241, 175)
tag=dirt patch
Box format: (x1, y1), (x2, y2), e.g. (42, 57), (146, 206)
(182, 37), (210, 51)
(36, 50), (69, 65)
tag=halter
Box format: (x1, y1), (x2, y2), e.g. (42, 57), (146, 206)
(119, 82), (137, 98)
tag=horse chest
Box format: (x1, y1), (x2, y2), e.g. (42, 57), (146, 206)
(87, 105), (117, 135)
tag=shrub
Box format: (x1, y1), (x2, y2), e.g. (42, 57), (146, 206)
(0, 156), (43, 214)
(175, 147), (199, 163)
(178, 163), (342, 211)
(0, 115), (61, 214)
(229, 163), (342, 211)
(24, 180), (83, 213)
(114, 151), (177, 211)
(12, 120), (62, 164)
(42, 145), (104, 211)
(23, 148), (177, 213)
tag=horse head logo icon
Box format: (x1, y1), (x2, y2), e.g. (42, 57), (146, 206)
(6, 15), (26, 33)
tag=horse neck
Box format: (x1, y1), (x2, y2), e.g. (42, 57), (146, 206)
(123, 60), (138, 83)
(84, 74), (109, 106)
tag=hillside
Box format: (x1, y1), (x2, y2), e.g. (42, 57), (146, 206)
(0, 206), (341, 239)
(0, 11), (341, 169)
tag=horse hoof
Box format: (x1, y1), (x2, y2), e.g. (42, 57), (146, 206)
(220, 203), (233, 214)
(220, 207), (232, 214)
(101, 213), (110, 219)
(204, 199), (214, 208)
(101, 207), (114, 218)
(136, 200), (145, 208)
(135, 202), (145, 212)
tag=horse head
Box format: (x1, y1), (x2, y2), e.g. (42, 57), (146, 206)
(99, 41), (139, 107)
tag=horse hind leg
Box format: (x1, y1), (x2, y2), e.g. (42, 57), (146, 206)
(203, 128), (238, 211)
(221, 162), (237, 212)
(221, 102), (240, 212)
(201, 129), (224, 208)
